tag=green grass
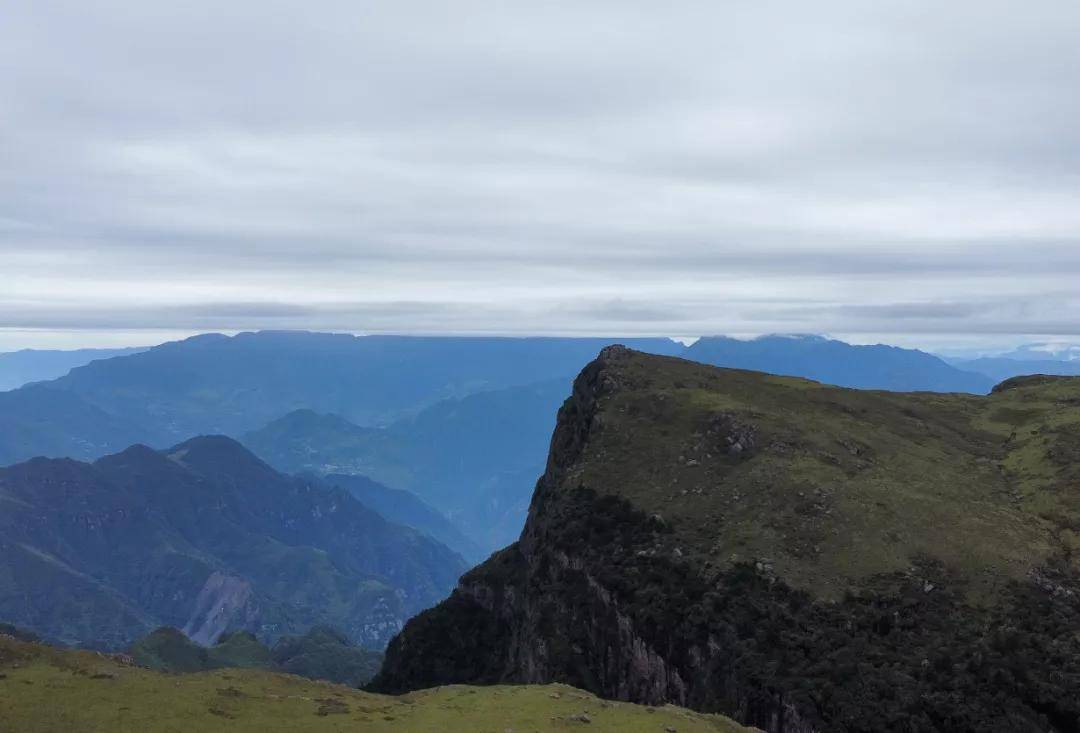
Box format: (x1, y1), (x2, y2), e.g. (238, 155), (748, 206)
(571, 354), (1080, 602)
(0, 636), (752, 732)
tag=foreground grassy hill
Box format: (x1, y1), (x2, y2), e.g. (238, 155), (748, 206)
(375, 347), (1080, 731)
(0, 634), (751, 732)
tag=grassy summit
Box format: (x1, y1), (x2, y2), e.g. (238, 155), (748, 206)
(0, 634), (752, 732)
(563, 350), (1080, 600)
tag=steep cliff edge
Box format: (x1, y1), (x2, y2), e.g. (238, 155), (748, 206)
(373, 346), (1080, 732)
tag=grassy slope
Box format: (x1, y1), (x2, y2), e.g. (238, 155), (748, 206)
(0, 636), (751, 733)
(574, 354), (1080, 602)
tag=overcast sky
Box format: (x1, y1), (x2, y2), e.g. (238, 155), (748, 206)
(3, 1), (1080, 352)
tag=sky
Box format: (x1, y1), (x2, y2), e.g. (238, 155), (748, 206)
(3, 0), (1080, 352)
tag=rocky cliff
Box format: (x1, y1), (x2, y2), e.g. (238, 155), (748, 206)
(373, 346), (1080, 732)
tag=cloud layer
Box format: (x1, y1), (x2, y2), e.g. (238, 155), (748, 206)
(4, 0), (1080, 349)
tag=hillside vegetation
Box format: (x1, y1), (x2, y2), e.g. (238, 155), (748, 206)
(0, 634), (752, 733)
(376, 348), (1080, 731)
(129, 626), (383, 687)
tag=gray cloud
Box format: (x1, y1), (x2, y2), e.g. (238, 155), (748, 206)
(2, 0), (1080, 350)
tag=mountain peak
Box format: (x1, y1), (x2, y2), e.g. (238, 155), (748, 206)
(93, 443), (177, 475)
(169, 433), (252, 453)
(110, 443), (161, 460)
(164, 435), (275, 479)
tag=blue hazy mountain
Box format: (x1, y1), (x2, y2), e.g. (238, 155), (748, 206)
(954, 356), (1080, 383)
(995, 343), (1080, 361)
(0, 346), (146, 391)
(242, 378), (571, 554)
(0, 332), (677, 557)
(0, 332), (681, 467)
(238, 408), (388, 477)
(321, 473), (486, 563)
(684, 335), (994, 393)
(0, 383), (162, 465)
(46, 331), (684, 437)
(376, 378), (568, 549)
(0, 435), (465, 651)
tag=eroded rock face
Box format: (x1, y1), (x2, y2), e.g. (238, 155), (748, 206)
(182, 572), (256, 646)
(704, 412), (758, 458)
(373, 348), (1080, 733)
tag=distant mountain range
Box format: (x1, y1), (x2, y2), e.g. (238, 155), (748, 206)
(0, 435), (465, 651)
(686, 334), (994, 393)
(0, 331), (681, 463)
(0, 330), (1024, 562)
(0, 346), (146, 391)
(0, 332), (1002, 468)
(0, 382), (155, 464)
(995, 343), (1080, 362)
(37, 331), (683, 437)
(954, 356), (1080, 383)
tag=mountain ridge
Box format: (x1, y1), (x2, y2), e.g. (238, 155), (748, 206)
(956, 356), (1080, 383)
(0, 435), (466, 651)
(686, 334), (993, 394)
(0, 346), (147, 391)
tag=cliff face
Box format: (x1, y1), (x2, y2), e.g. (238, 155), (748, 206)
(373, 347), (1080, 732)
